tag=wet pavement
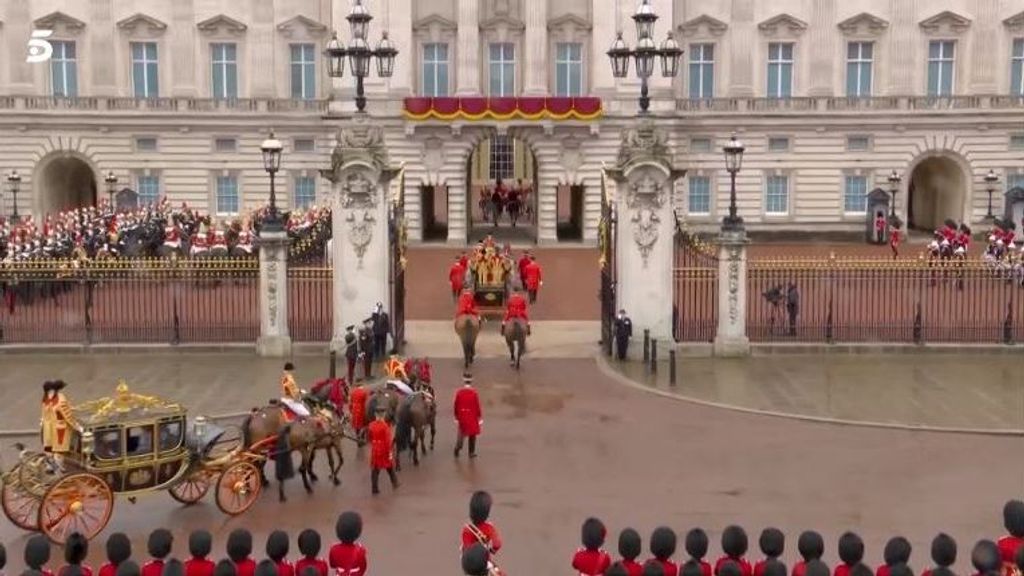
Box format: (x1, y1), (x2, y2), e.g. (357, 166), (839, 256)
(0, 354), (1020, 573)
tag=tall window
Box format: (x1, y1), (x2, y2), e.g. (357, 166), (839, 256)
(688, 44), (714, 99)
(489, 43), (515, 96)
(211, 43), (238, 99)
(131, 42), (159, 98)
(294, 176), (316, 209)
(843, 175), (868, 214)
(489, 136), (514, 181)
(50, 41), (78, 97)
(422, 43), (449, 97)
(290, 44), (316, 100)
(767, 43), (794, 98)
(927, 41), (955, 96)
(765, 175), (789, 215)
(216, 175), (239, 214)
(137, 175), (160, 206)
(846, 42), (873, 97)
(688, 176), (711, 215)
(1009, 172), (1024, 191)
(1012, 39), (1024, 96)
(555, 42), (583, 97)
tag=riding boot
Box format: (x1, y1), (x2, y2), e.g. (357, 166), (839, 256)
(454, 432), (463, 457)
(388, 467), (400, 489)
(371, 469), (380, 494)
(468, 436), (477, 458)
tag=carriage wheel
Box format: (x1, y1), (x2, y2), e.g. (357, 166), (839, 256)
(2, 467), (41, 531)
(169, 470), (212, 505)
(38, 473), (113, 544)
(215, 461), (261, 515)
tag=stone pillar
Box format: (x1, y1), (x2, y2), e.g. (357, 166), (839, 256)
(590, 0), (615, 96)
(257, 231), (292, 357)
(386, 0), (414, 95)
(5, 0), (34, 95)
(729, 0), (755, 97)
(714, 228), (749, 356)
(522, 0), (549, 96)
(806, 0), (835, 97)
(89, 0), (117, 96)
(970, 0), (999, 94)
(889, 0), (917, 96)
(170, 0), (198, 97)
(455, 0), (481, 95)
(250, 0), (275, 98)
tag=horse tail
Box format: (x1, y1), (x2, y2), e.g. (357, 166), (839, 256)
(394, 401), (412, 450)
(274, 425), (295, 481)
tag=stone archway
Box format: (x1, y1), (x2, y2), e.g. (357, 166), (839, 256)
(465, 133), (539, 244)
(34, 153), (98, 216)
(906, 154), (969, 231)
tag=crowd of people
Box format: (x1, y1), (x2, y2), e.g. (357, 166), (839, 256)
(477, 178), (533, 228)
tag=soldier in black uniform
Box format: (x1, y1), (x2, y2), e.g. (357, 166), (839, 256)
(371, 303), (391, 357)
(613, 309), (633, 361)
(343, 325), (358, 384)
(358, 320), (374, 380)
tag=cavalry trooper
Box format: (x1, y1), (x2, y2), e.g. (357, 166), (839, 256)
(501, 288), (530, 336)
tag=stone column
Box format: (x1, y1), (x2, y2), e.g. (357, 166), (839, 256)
(455, 0), (481, 95)
(970, 0), (999, 94)
(806, 0), (835, 97)
(729, 0), (755, 97)
(249, 0), (275, 98)
(522, 0), (549, 96)
(386, 0), (414, 95)
(257, 231), (292, 357)
(889, 0), (917, 96)
(714, 228), (750, 356)
(170, 0), (198, 97)
(5, 0), (33, 95)
(590, 0), (615, 96)
(89, 0), (117, 96)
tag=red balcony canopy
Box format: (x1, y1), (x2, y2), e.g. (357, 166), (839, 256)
(403, 97), (602, 121)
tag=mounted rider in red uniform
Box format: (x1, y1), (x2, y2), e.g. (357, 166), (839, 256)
(501, 290), (529, 336)
(456, 288), (480, 320)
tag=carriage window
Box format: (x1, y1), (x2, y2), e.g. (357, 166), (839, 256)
(95, 430), (122, 460)
(158, 420), (183, 452)
(126, 426), (154, 456)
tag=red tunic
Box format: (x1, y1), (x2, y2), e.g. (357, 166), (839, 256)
(234, 558), (256, 576)
(456, 292), (480, 318)
(523, 261), (543, 291)
(876, 565), (892, 576)
(835, 564), (853, 576)
(503, 294), (529, 323)
(453, 386), (482, 436)
(793, 561), (808, 576)
(141, 560), (164, 576)
(998, 536), (1024, 564)
(328, 542), (368, 576)
(273, 560), (294, 576)
(889, 229), (902, 247)
(572, 549), (612, 575)
(461, 521), (502, 553)
(98, 564), (119, 576)
(651, 559), (680, 576)
(874, 217), (885, 232)
(517, 256), (531, 282)
(620, 559), (644, 576)
(294, 557), (328, 576)
(349, 387), (368, 431)
(449, 263), (466, 292)
(716, 556), (753, 576)
(367, 419), (394, 470)
(184, 558), (215, 576)
(59, 566), (94, 576)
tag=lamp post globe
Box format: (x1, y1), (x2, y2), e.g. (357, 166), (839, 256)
(375, 32), (398, 78)
(659, 32), (683, 78)
(632, 0), (658, 40)
(346, 0), (372, 40)
(984, 169), (999, 220)
(722, 134), (745, 231)
(260, 131), (284, 232)
(887, 170), (902, 219)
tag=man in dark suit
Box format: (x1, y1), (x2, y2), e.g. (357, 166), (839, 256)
(613, 309), (632, 361)
(371, 303), (391, 357)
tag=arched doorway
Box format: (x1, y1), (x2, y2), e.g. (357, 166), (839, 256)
(466, 135), (538, 244)
(35, 154), (97, 215)
(907, 155), (968, 231)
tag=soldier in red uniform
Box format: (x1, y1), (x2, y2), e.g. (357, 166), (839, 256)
(999, 501), (1024, 567)
(462, 544), (491, 576)
(876, 537), (912, 576)
(715, 526), (752, 576)
(98, 533), (132, 576)
(26, 535), (54, 576)
(686, 529), (713, 576)
(973, 541), (1002, 576)
(889, 220), (902, 260)
(367, 408), (399, 494)
(835, 532), (865, 576)
(142, 529), (173, 576)
(60, 533), (93, 576)
(226, 529), (256, 576)
(524, 256), (543, 303)
(517, 251), (531, 284)
(449, 256), (467, 301)
(457, 288), (481, 320)
(791, 532), (824, 576)
(618, 528), (644, 576)
(329, 512), (368, 576)
(454, 373), (482, 458)
(921, 534), (957, 576)
(348, 383), (369, 443)
(462, 491), (503, 561)
(754, 529), (785, 576)
(295, 530), (329, 576)
(874, 212), (887, 244)
(649, 527), (679, 576)
(573, 517), (613, 575)
(266, 531), (294, 576)
(502, 289), (529, 336)
(184, 531), (215, 576)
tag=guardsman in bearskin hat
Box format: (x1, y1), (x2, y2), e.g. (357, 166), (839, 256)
(761, 560), (789, 576)
(999, 501), (1024, 568)
(462, 491), (503, 561)
(99, 534), (132, 576)
(367, 407), (399, 495)
(116, 562), (142, 576)
(836, 532), (866, 576)
(608, 562), (633, 576)
(618, 528), (644, 576)
(643, 559), (668, 576)
(572, 517), (613, 575)
(721, 561), (745, 576)
(973, 541), (1003, 576)
(163, 560), (185, 576)
(716, 526), (752, 576)
(266, 531), (294, 576)
(461, 543), (490, 576)
(329, 512), (368, 576)
(755, 529), (785, 576)
(295, 530), (328, 576)
(212, 561), (235, 576)
(41, 380), (79, 471)
(252, 562), (276, 576)
(501, 287), (530, 337)
(140, 530), (173, 576)
(648, 527), (679, 576)
(226, 529), (256, 576)
(806, 562), (831, 576)
(793, 532), (826, 576)
(453, 373), (482, 458)
(25, 535), (53, 576)
(1015, 547), (1024, 576)
(877, 538), (913, 576)
(922, 534), (957, 576)
(685, 529), (712, 576)
(184, 531), (214, 576)
(60, 533), (93, 576)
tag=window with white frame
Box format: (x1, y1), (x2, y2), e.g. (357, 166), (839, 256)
(1011, 134), (1024, 150)
(690, 138), (712, 153)
(214, 138), (237, 153)
(50, 41), (78, 97)
(765, 175), (789, 214)
(422, 43), (449, 97)
(137, 175), (160, 206)
(688, 176), (711, 215)
(768, 137), (791, 152)
(216, 175), (239, 214)
(846, 41), (873, 97)
(1012, 39), (1024, 96)
(843, 175), (868, 214)
(290, 44), (316, 100)
(688, 44), (714, 99)
(927, 40), (955, 96)
(131, 42), (159, 98)
(767, 43), (794, 98)
(489, 136), (514, 181)
(1009, 172), (1024, 191)
(135, 137), (158, 152)
(847, 136), (871, 151)
(211, 43), (238, 99)
(555, 42), (583, 97)
(489, 43), (515, 97)
(294, 176), (316, 209)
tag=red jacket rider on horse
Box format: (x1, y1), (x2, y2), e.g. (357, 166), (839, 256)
(456, 289), (480, 320)
(502, 290), (529, 335)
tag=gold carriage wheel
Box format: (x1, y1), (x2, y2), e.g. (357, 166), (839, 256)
(38, 473), (114, 544)
(169, 469), (213, 505)
(214, 461), (262, 516)
(1, 466), (41, 531)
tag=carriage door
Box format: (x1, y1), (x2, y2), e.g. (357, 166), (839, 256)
(122, 423), (160, 492)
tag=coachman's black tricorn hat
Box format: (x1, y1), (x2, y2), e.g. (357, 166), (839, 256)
(336, 511), (363, 544)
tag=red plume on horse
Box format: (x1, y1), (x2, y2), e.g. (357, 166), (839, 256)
(310, 377), (349, 417)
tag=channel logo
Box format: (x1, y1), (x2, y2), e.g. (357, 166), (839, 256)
(27, 30), (54, 63)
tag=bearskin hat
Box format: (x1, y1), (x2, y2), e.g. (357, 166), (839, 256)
(607, 562), (631, 576)
(682, 560), (705, 576)
(266, 530), (290, 562)
(24, 535), (50, 569)
(685, 528), (709, 560)
(797, 531), (825, 561)
(930, 533), (957, 568)
(336, 511), (363, 544)
(65, 532), (89, 565)
(115, 561), (141, 576)
(254, 560), (277, 576)
(1004, 501), (1024, 538)
(66, 570), (85, 576)
(300, 568), (320, 576)
(469, 491), (493, 524)
(106, 533), (132, 565)
(883, 537), (912, 566)
(298, 529), (322, 558)
(929, 568), (955, 576)
(147, 529), (173, 559)
(838, 532), (865, 566)
(759, 528), (785, 559)
(722, 526), (749, 559)
(162, 559), (185, 576)
(582, 517), (607, 551)
(227, 529), (253, 562)
(719, 560), (743, 576)
(851, 563), (874, 576)
(650, 527), (678, 561)
(763, 559), (788, 576)
(971, 540), (1001, 575)
(188, 530), (212, 559)
(619, 528), (642, 561)
(805, 559), (831, 576)
(642, 559), (667, 576)
(461, 543), (490, 576)
(214, 560), (237, 576)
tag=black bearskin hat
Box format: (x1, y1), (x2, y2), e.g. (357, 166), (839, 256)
(106, 533), (132, 565)
(162, 559), (185, 576)
(759, 528), (785, 559)
(686, 528), (709, 560)
(763, 559), (788, 576)
(24, 535), (50, 569)
(971, 540), (1001, 575)
(838, 532), (865, 566)
(469, 491), (493, 524)
(461, 543), (490, 576)
(719, 560), (743, 576)
(682, 561), (705, 576)
(883, 537), (912, 566)
(298, 529), (322, 558)
(619, 528), (642, 561)
(650, 527), (678, 561)
(147, 529), (173, 559)
(805, 560), (831, 576)
(607, 562), (631, 576)
(266, 530), (290, 562)
(643, 559), (667, 576)
(300, 569), (319, 576)
(214, 560), (237, 576)
(889, 565), (914, 576)
(336, 511), (363, 544)
(189, 530), (213, 559)
(254, 560), (277, 576)
(64, 568), (84, 576)
(115, 561), (141, 576)
(797, 531), (825, 561)
(1005, 501), (1024, 538)
(851, 564), (874, 576)
(581, 517), (607, 551)
(227, 529), (253, 563)
(930, 533), (957, 568)
(722, 526), (749, 559)
(65, 532), (89, 565)
(930, 568), (954, 576)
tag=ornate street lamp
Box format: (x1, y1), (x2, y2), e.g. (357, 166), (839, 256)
(722, 134), (746, 231)
(984, 169), (999, 221)
(606, 0), (683, 114)
(104, 171), (118, 208)
(260, 131), (285, 232)
(6, 170), (21, 221)
(887, 170), (902, 219)
(323, 0), (399, 113)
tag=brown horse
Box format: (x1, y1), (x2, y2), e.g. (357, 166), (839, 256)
(455, 315), (481, 368)
(364, 386), (400, 424)
(393, 392), (436, 470)
(505, 317), (528, 369)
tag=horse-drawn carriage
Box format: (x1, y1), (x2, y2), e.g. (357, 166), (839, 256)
(1, 381), (267, 543)
(466, 238), (516, 315)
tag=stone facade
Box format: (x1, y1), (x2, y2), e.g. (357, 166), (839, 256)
(1, 0), (1023, 243)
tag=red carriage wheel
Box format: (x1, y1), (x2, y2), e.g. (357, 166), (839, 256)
(38, 473), (113, 544)
(169, 471), (212, 505)
(2, 468), (41, 531)
(215, 461), (261, 515)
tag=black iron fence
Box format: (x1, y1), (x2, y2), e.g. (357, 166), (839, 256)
(288, 266), (332, 342)
(672, 230), (718, 342)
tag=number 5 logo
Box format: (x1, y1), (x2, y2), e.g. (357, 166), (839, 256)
(27, 30), (54, 63)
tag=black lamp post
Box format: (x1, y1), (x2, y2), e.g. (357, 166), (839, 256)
(104, 170), (117, 209)
(260, 131), (284, 232)
(606, 0), (682, 114)
(6, 170), (20, 221)
(722, 134), (746, 231)
(984, 169), (999, 221)
(324, 0), (398, 113)
(887, 170), (902, 219)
